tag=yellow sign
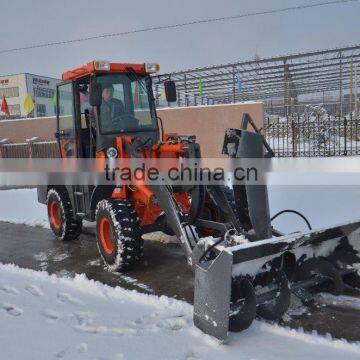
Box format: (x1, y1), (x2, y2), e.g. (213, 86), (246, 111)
(24, 94), (35, 114)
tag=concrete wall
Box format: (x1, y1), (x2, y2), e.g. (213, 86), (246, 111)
(159, 102), (264, 157)
(0, 102), (264, 156)
(0, 117), (56, 143)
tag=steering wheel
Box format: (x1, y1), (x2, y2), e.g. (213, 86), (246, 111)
(112, 114), (139, 128)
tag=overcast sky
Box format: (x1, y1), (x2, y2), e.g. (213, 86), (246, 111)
(0, 0), (359, 79)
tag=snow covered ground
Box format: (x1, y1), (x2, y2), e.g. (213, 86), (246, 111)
(1, 262), (360, 360)
(0, 188), (48, 228)
(1, 185), (360, 234)
(1, 186), (360, 358)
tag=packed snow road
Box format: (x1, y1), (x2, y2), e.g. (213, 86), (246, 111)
(1, 219), (360, 342)
(0, 220), (194, 302)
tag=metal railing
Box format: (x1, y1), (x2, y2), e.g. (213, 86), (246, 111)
(0, 139), (59, 158)
(264, 114), (360, 157)
(2, 116), (360, 159)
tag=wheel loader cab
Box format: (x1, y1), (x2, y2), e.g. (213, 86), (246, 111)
(56, 61), (161, 159)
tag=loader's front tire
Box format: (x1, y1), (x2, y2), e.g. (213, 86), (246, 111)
(47, 188), (82, 241)
(95, 199), (143, 271)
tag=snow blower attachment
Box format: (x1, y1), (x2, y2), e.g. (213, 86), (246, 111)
(191, 115), (360, 340)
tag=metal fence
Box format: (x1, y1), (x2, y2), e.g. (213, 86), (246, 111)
(31, 141), (59, 158)
(2, 118), (360, 159)
(264, 114), (360, 157)
(0, 140), (59, 158)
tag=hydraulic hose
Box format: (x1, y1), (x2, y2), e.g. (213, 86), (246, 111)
(270, 209), (312, 230)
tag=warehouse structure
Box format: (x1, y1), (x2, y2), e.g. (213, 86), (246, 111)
(155, 44), (360, 117)
(1, 44), (359, 120)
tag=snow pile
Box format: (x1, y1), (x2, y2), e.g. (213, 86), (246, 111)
(0, 189), (48, 228)
(315, 293), (360, 312)
(2, 184), (360, 235)
(0, 189), (175, 244)
(1, 263), (360, 360)
(142, 231), (178, 244)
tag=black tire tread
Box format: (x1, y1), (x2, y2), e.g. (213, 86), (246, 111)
(95, 199), (143, 271)
(47, 187), (82, 241)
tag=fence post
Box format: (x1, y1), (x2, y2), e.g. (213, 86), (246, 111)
(291, 119), (296, 157)
(26, 137), (40, 158)
(343, 117), (347, 156)
(184, 74), (189, 107)
(0, 138), (10, 158)
(155, 85), (159, 107)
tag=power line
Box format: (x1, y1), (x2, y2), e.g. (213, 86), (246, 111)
(0, 0), (358, 55)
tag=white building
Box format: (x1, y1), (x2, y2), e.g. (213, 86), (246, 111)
(0, 73), (60, 119)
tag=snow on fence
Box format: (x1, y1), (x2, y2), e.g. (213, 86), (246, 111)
(1, 110), (360, 158)
(265, 112), (360, 157)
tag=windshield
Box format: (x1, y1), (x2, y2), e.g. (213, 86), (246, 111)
(96, 74), (157, 135)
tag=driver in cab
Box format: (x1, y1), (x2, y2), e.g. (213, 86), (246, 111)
(99, 83), (125, 132)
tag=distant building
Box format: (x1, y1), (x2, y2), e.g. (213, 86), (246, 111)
(0, 73), (60, 119)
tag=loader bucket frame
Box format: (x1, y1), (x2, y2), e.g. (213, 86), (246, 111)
(194, 220), (360, 340)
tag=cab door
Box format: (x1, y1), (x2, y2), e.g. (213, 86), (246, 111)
(56, 82), (77, 158)
(56, 82), (87, 218)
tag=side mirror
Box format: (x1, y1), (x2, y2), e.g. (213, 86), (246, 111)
(164, 80), (177, 103)
(89, 81), (102, 107)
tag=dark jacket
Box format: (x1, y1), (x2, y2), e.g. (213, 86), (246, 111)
(99, 98), (125, 133)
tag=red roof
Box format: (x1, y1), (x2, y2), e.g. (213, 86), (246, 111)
(62, 61), (149, 81)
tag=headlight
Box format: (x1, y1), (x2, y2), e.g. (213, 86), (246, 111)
(93, 60), (110, 71)
(106, 147), (118, 158)
(145, 63), (160, 73)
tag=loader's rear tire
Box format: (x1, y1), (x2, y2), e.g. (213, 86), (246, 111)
(95, 199), (143, 271)
(47, 188), (82, 241)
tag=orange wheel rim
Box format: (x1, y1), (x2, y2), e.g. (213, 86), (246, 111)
(50, 200), (62, 229)
(99, 218), (114, 255)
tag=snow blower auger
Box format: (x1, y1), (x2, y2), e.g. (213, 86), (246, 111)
(38, 61), (360, 341)
(191, 114), (360, 340)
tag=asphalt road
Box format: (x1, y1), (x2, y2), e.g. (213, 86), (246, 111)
(1, 221), (360, 342)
